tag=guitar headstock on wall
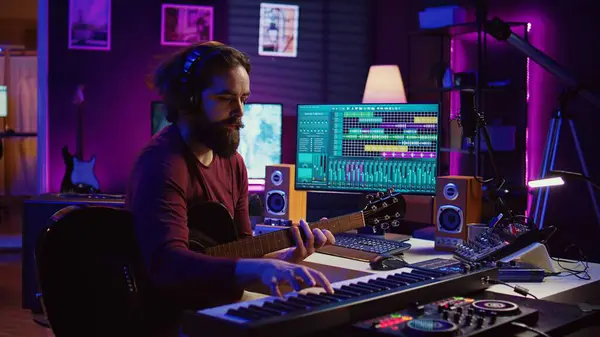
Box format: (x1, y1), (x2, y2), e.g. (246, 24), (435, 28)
(72, 85), (85, 106)
(362, 188), (406, 231)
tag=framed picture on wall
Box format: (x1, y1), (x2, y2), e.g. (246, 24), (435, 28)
(68, 0), (112, 50)
(161, 4), (214, 46)
(258, 3), (299, 58)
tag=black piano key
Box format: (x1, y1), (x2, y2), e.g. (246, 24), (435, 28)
(226, 307), (264, 321)
(387, 274), (415, 284)
(368, 279), (401, 288)
(227, 309), (262, 321)
(298, 293), (333, 304)
(274, 299), (307, 310)
(288, 296), (321, 307)
(341, 285), (369, 295)
(380, 276), (409, 287)
(409, 269), (437, 279)
(357, 281), (387, 291)
(330, 293), (352, 300)
(247, 304), (282, 317)
(333, 288), (360, 297)
(318, 293), (346, 301)
(304, 293), (339, 303)
(346, 284), (375, 294)
(263, 301), (296, 313)
(398, 272), (427, 282)
(241, 306), (272, 318)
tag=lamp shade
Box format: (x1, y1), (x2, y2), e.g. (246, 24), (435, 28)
(362, 65), (407, 104)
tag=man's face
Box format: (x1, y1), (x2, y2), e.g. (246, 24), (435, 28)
(189, 65), (250, 157)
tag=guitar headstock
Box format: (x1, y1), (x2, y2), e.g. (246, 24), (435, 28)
(362, 188), (406, 231)
(73, 85), (85, 106)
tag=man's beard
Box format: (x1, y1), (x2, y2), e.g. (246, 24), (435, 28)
(192, 116), (244, 158)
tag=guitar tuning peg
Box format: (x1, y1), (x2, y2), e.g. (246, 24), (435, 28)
(380, 223), (390, 230)
(366, 193), (375, 202)
(376, 191), (384, 199)
(391, 220), (400, 227)
(387, 187), (395, 194)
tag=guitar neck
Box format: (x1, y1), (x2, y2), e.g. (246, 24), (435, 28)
(76, 105), (84, 159)
(204, 212), (365, 258)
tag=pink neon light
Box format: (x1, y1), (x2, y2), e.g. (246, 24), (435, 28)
(449, 38), (461, 175)
(525, 23), (532, 215)
(248, 184), (265, 192)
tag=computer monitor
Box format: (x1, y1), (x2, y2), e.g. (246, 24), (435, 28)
(150, 101), (283, 182)
(295, 103), (439, 195)
(151, 101), (170, 135)
(237, 103), (283, 181)
(0, 86), (7, 117)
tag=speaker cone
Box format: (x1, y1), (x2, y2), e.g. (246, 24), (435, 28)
(266, 191), (286, 214)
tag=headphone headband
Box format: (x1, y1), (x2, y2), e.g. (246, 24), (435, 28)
(181, 42), (225, 84)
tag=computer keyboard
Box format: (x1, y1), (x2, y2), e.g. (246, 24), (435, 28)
(333, 233), (411, 255)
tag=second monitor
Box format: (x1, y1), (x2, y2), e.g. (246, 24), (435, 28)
(296, 103), (439, 195)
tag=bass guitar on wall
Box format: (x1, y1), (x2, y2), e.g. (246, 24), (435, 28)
(60, 84), (101, 194)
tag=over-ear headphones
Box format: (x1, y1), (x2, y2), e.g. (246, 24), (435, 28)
(181, 41), (226, 109)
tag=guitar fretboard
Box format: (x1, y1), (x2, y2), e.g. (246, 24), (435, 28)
(204, 212), (364, 258)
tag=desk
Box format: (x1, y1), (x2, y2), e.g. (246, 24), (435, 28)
(187, 237), (600, 337)
(305, 238), (600, 304)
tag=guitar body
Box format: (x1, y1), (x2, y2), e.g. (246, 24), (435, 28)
(60, 146), (100, 194)
(187, 201), (238, 252)
(72, 156), (100, 190)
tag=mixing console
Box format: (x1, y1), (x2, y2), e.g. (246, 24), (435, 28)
(453, 225), (552, 264)
(353, 297), (538, 336)
(296, 104), (439, 194)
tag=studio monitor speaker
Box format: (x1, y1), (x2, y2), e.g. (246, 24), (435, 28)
(434, 176), (482, 251)
(264, 164), (307, 225)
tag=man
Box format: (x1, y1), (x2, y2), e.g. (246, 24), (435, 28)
(126, 41), (335, 336)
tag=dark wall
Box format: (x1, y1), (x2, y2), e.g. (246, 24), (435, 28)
(48, 0), (372, 192)
(48, 0), (228, 193)
(228, 0), (373, 164)
(374, 0), (600, 261)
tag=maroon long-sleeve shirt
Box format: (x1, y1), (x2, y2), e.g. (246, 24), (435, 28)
(125, 124), (252, 336)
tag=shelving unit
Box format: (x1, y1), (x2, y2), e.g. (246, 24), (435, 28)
(406, 17), (529, 202)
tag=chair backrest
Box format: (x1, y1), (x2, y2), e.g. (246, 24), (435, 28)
(35, 205), (148, 337)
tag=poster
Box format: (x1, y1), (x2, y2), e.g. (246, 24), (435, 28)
(161, 4), (214, 46)
(258, 3), (299, 57)
(68, 0), (111, 50)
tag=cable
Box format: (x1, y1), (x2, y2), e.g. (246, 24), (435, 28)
(549, 170), (600, 192)
(511, 321), (551, 337)
(486, 277), (539, 300)
(546, 244), (591, 280)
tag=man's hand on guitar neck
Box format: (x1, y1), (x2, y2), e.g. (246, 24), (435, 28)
(263, 218), (336, 264)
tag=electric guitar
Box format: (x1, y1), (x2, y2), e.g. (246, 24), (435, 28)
(187, 190), (406, 256)
(60, 85), (100, 194)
